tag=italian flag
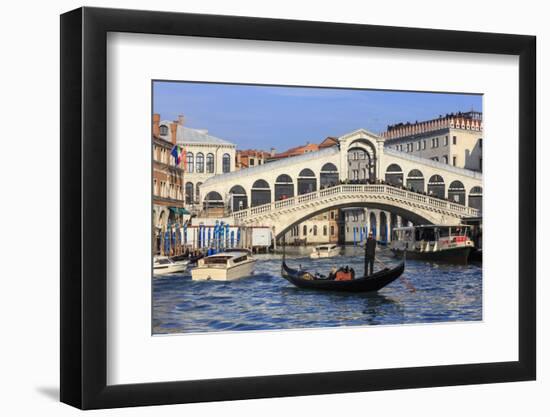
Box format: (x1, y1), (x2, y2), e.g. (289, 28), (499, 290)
(171, 145), (183, 167)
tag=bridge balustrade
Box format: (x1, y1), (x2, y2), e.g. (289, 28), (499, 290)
(275, 197), (295, 209)
(230, 183), (480, 222)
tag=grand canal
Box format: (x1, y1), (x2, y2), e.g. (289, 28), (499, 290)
(152, 246), (482, 334)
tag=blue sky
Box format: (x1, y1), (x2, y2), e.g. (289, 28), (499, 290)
(153, 81), (482, 151)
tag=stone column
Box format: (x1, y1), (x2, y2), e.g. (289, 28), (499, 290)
(386, 211), (392, 242)
(375, 210), (381, 241)
(365, 209), (370, 238)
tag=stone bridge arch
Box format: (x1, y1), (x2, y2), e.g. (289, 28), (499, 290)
(272, 200), (436, 240)
(232, 184), (479, 240)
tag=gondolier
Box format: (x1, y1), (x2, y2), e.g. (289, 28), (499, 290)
(365, 232), (376, 276)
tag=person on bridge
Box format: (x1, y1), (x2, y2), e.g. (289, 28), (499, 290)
(365, 232), (376, 277)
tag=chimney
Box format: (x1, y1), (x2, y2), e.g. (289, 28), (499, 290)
(177, 114), (185, 126)
(152, 113), (160, 137)
(170, 122), (177, 145)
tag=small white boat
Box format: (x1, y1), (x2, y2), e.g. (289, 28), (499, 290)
(191, 250), (256, 281)
(153, 256), (189, 276)
(310, 244), (342, 259)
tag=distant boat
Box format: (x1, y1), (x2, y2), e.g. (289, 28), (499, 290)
(310, 243), (341, 259)
(390, 225), (474, 264)
(153, 256), (189, 276)
(191, 250), (256, 281)
(281, 260), (404, 293)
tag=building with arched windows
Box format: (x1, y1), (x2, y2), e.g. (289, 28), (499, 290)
(381, 111), (483, 172)
(155, 113), (237, 213)
(152, 114), (187, 255)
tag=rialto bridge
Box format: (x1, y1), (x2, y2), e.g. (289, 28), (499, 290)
(199, 129), (482, 239)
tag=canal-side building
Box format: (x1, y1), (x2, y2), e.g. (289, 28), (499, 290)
(341, 208), (412, 244)
(381, 111), (483, 172)
(152, 113), (187, 254)
(235, 149), (274, 170)
(156, 114), (237, 215)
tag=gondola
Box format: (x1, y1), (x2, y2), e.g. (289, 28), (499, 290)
(280, 260), (405, 293)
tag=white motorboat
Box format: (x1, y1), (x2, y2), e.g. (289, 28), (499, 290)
(153, 256), (189, 276)
(191, 250), (256, 281)
(310, 244), (342, 259)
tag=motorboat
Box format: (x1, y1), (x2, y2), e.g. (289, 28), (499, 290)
(191, 250), (256, 281)
(310, 243), (341, 259)
(390, 225), (474, 264)
(153, 256), (189, 276)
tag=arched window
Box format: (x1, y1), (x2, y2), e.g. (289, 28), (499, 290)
(427, 175), (445, 199)
(222, 153), (231, 173)
(448, 180), (466, 205)
(186, 152), (194, 173)
(275, 174), (294, 200)
(229, 185), (247, 211)
(385, 164), (403, 187)
(203, 191), (224, 209)
(320, 163), (339, 188)
(298, 168), (317, 195)
(468, 186), (483, 211)
(159, 125), (168, 136)
(347, 144), (374, 182)
(185, 182), (194, 204)
(313, 225), (318, 236)
(323, 225), (328, 236)
(206, 153), (214, 173)
(303, 225), (307, 236)
(251, 179), (271, 207)
(195, 182), (202, 203)
(196, 153), (204, 173)
(321, 162), (337, 172)
(406, 169), (425, 192)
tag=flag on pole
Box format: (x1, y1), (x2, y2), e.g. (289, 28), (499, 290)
(182, 148), (187, 171)
(171, 145), (183, 166)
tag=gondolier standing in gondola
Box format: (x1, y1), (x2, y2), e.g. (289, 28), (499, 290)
(365, 232), (376, 276)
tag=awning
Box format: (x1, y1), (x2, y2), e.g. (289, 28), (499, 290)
(169, 207), (191, 215)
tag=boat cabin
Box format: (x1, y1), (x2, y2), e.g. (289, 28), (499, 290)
(390, 225), (474, 260)
(199, 252), (251, 268)
(392, 225), (471, 244)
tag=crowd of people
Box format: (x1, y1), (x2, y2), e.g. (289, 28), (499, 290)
(318, 177), (461, 204)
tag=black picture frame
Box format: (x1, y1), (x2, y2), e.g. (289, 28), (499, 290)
(60, 6), (536, 410)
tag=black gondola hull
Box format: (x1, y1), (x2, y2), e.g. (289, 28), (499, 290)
(281, 261), (405, 292)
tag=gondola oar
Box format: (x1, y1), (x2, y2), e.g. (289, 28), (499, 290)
(375, 255), (416, 293)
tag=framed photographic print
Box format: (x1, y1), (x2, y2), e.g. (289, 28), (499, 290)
(60, 6), (536, 409)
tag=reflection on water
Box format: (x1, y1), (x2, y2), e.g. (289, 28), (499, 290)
(153, 246), (482, 334)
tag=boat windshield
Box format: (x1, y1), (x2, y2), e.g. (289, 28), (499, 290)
(415, 228), (436, 241)
(204, 256), (230, 265)
(450, 226), (470, 237)
(233, 255), (248, 263)
(155, 258), (171, 265)
(393, 228), (414, 242)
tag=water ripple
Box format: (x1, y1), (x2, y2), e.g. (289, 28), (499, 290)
(153, 246), (482, 334)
